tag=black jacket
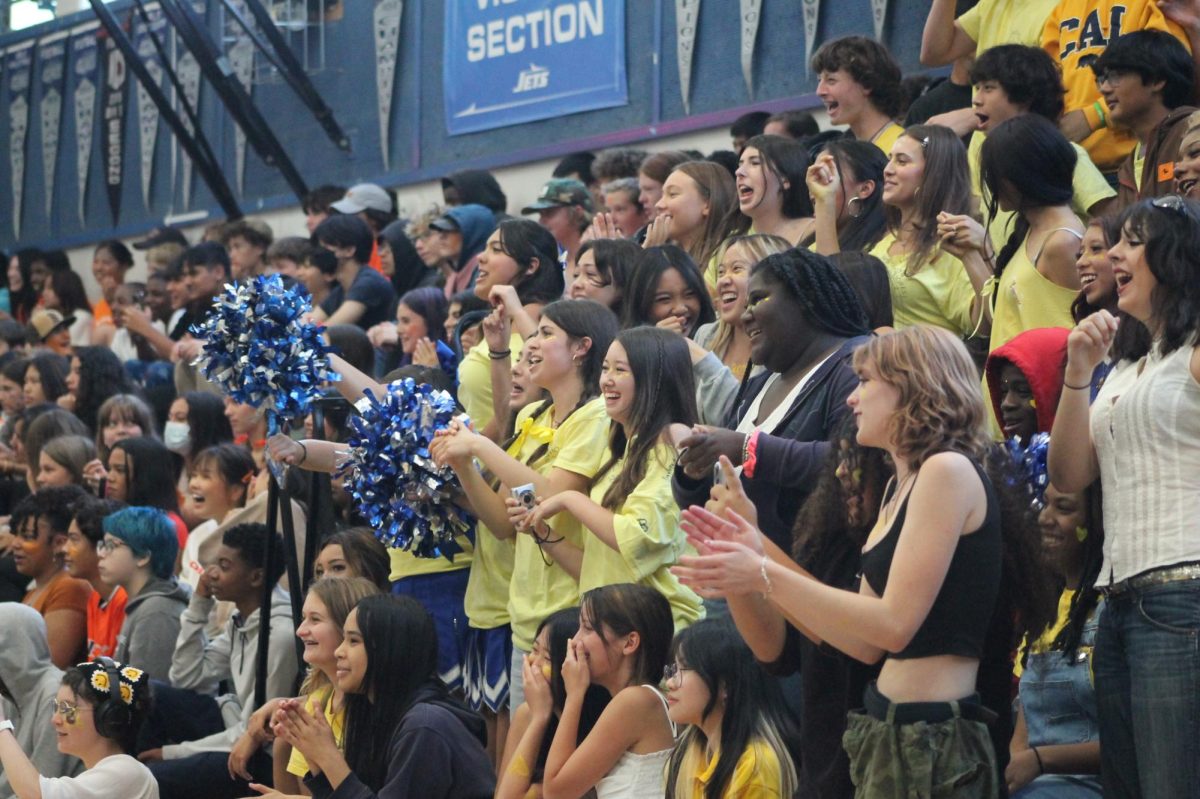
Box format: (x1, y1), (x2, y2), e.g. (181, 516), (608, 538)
(672, 336), (867, 551)
(305, 685), (494, 799)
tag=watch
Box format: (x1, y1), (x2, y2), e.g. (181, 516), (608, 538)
(0, 720), (13, 734)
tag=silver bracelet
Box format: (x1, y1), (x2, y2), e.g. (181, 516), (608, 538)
(760, 556), (773, 598)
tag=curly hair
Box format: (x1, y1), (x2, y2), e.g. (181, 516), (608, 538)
(811, 36), (904, 118)
(969, 45), (1066, 121)
(852, 326), (991, 469)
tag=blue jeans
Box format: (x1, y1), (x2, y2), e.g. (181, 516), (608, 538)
(1093, 579), (1200, 799)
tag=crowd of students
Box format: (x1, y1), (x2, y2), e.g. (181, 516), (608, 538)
(1, 2), (1200, 797)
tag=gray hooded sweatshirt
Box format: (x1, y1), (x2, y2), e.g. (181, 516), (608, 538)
(164, 585), (298, 759)
(0, 604), (81, 798)
(113, 577), (189, 683)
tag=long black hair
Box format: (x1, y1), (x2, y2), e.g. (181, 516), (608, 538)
(46, 269), (93, 316)
(818, 139), (887, 252)
(8, 249), (40, 323)
(1070, 216), (1152, 363)
(754, 249), (870, 338)
(621, 245), (715, 336)
(341, 595), (444, 791)
(592, 327), (697, 509)
(664, 621), (798, 799)
(1114, 196), (1200, 358)
(111, 436), (180, 513)
(494, 218), (567, 306)
(741, 134), (814, 219)
(25, 353), (70, 403)
(574, 237), (641, 316)
(397, 287), (449, 344)
(73, 347), (132, 434)
(1050, 483), (1106, 659)
(980, 114), (1076, 280)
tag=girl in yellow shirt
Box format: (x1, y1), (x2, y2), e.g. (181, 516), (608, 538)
(664, 620), (798, 799)
(528, 326), (703, 630)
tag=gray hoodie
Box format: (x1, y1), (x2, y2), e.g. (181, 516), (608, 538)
(113, 577), (189, 683)
(0, 604), (81, 798)
(164, 586), (298, 759)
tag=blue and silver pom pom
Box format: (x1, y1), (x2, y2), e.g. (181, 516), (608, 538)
(340, 378), (474, 559)
(1006, 432), (1050, 510)
(191, 274), (338, 431)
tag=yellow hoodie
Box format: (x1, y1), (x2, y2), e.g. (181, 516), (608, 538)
(1042, 0), (1189, 172)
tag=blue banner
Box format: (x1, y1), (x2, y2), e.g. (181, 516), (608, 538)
(444, 0), (627, 136)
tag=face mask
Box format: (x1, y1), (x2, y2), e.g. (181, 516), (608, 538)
(163, 421), (191, 455)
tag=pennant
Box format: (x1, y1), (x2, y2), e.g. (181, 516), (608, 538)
(803, 0), (820, 76)
(226, 0), (255, 196)
(133, 3), (168, 211)
(72, 23), (101, 223)
(374, 0), (402, 171)
(7, 42), (35, 240)
(740, 0), (761, 98)
(676, 0), (700, 114)
(101, 33), (129, 224)
(871, 0), (888, 40)
(38, 32), (69, 222)
(176, 46), (201, 207)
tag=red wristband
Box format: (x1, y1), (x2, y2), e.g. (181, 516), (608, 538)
(742, 430), (761, 478)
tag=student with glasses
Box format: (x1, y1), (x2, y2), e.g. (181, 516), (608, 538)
(1050, 194), (1200, 797)
(0, 656), (157, 799)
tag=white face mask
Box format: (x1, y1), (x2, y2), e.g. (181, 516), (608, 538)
(163, 421), (191, 455)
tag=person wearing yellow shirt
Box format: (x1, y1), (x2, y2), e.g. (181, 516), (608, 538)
(967, 44), (1116, 249)
(812, 36), (906, 154)
(528, 327), (704, 630)
(431, 299), (619, 717)
(664, 620), (798, 799)
(869, 126), (992, 338)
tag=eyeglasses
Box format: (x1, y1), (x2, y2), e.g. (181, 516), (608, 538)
(1094, 69), (1130, 88)
(95, 538), (128, 556)
(662, 662), (692, 684)
(49, 698), (92, 725)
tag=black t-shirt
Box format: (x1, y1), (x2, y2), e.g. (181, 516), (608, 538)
(321, 266), (397, 330)
(904, 77), (973, 127)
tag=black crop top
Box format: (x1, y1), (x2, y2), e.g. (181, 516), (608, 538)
(858, 460), (1001, 660)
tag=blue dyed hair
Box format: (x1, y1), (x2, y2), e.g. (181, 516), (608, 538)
(103, 506), (178, 580)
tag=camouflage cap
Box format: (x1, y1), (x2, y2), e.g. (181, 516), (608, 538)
(520, 178), (595, 214)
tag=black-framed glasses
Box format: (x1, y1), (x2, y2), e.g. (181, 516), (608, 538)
(49, 698), (91, 725)
(95, 538), (128, 556)
(1094, 69), (1130, 88)
(662, 662), (692, 684)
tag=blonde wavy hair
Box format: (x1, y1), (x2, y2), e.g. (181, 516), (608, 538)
(851, 325), (989, 468)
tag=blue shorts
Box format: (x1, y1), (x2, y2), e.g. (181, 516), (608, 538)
(391, 569), (469, 691)
(462, 624), (513, 713)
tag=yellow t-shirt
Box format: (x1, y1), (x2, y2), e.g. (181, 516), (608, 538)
(968, 133), (1114, 254)
(870, 233), (978, 337)
(507, 398), (611, 651)
(988, 232), (1080, 354)
(457, 333), (525, 429)
(686, 739), (786, 798)
(871, 122), (905, 157)
(286, 686), (345, 777)
(579, 442), (703, 630)
(958, 0), (1060, 54)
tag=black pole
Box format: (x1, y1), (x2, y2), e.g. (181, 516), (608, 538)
(87, 0), (242, 219)
(278, 477), (304, 668)
(302, 404), (325, 590)
(254, 472), (279, 709)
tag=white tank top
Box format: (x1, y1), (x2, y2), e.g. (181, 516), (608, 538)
(1091, 342), (1200, 584)
(593, 685), (676, 799)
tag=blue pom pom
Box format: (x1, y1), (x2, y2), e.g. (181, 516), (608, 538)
(1005, 432), (1050, 510)
(339, 378), (475, 559)
(191, 274), (338, 432)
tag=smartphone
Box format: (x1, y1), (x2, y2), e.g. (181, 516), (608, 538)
(510, 483), (536, 509)
(713, 463), (725, 486)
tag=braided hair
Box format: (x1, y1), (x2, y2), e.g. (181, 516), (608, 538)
(752, 248), (870, 338)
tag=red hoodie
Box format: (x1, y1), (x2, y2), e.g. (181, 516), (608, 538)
(985, 327), (1070, 435)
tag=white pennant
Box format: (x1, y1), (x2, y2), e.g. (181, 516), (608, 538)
(676, 0), (701, 114)
(38, 32), (69, 221)
(803, 0), (820, 75)
(740, 0), (761, 98)
(374, 0), (402, 171)
(135, 4), (165, 211)
(227, 24), (255, 196)
(72, 23), (101, 224)
(871, 0), (888, 40)
(176, 49), (201, 207)
(8, 42), (34, 239)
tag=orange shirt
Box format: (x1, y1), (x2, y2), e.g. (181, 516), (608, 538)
(86, 586), (128, 661)
(24, 570), (92, 616)
(168, 511), (189, 552)
(93, 297), (113, 328)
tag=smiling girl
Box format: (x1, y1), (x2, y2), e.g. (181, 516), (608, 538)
(271, 594), (495, 798)
(736, 136), (814, 249)
(178, 444), (255, 593)
(805, 139), (888, 256)
(0, 658), (157, 799)
(1049, 195), (1200, 796)
(621, 246), (714, 338)
(869, 125), (992, 339)
(653, 162), (746, 293)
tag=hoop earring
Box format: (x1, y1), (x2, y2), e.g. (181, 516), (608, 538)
(847, 197), (864, 219)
